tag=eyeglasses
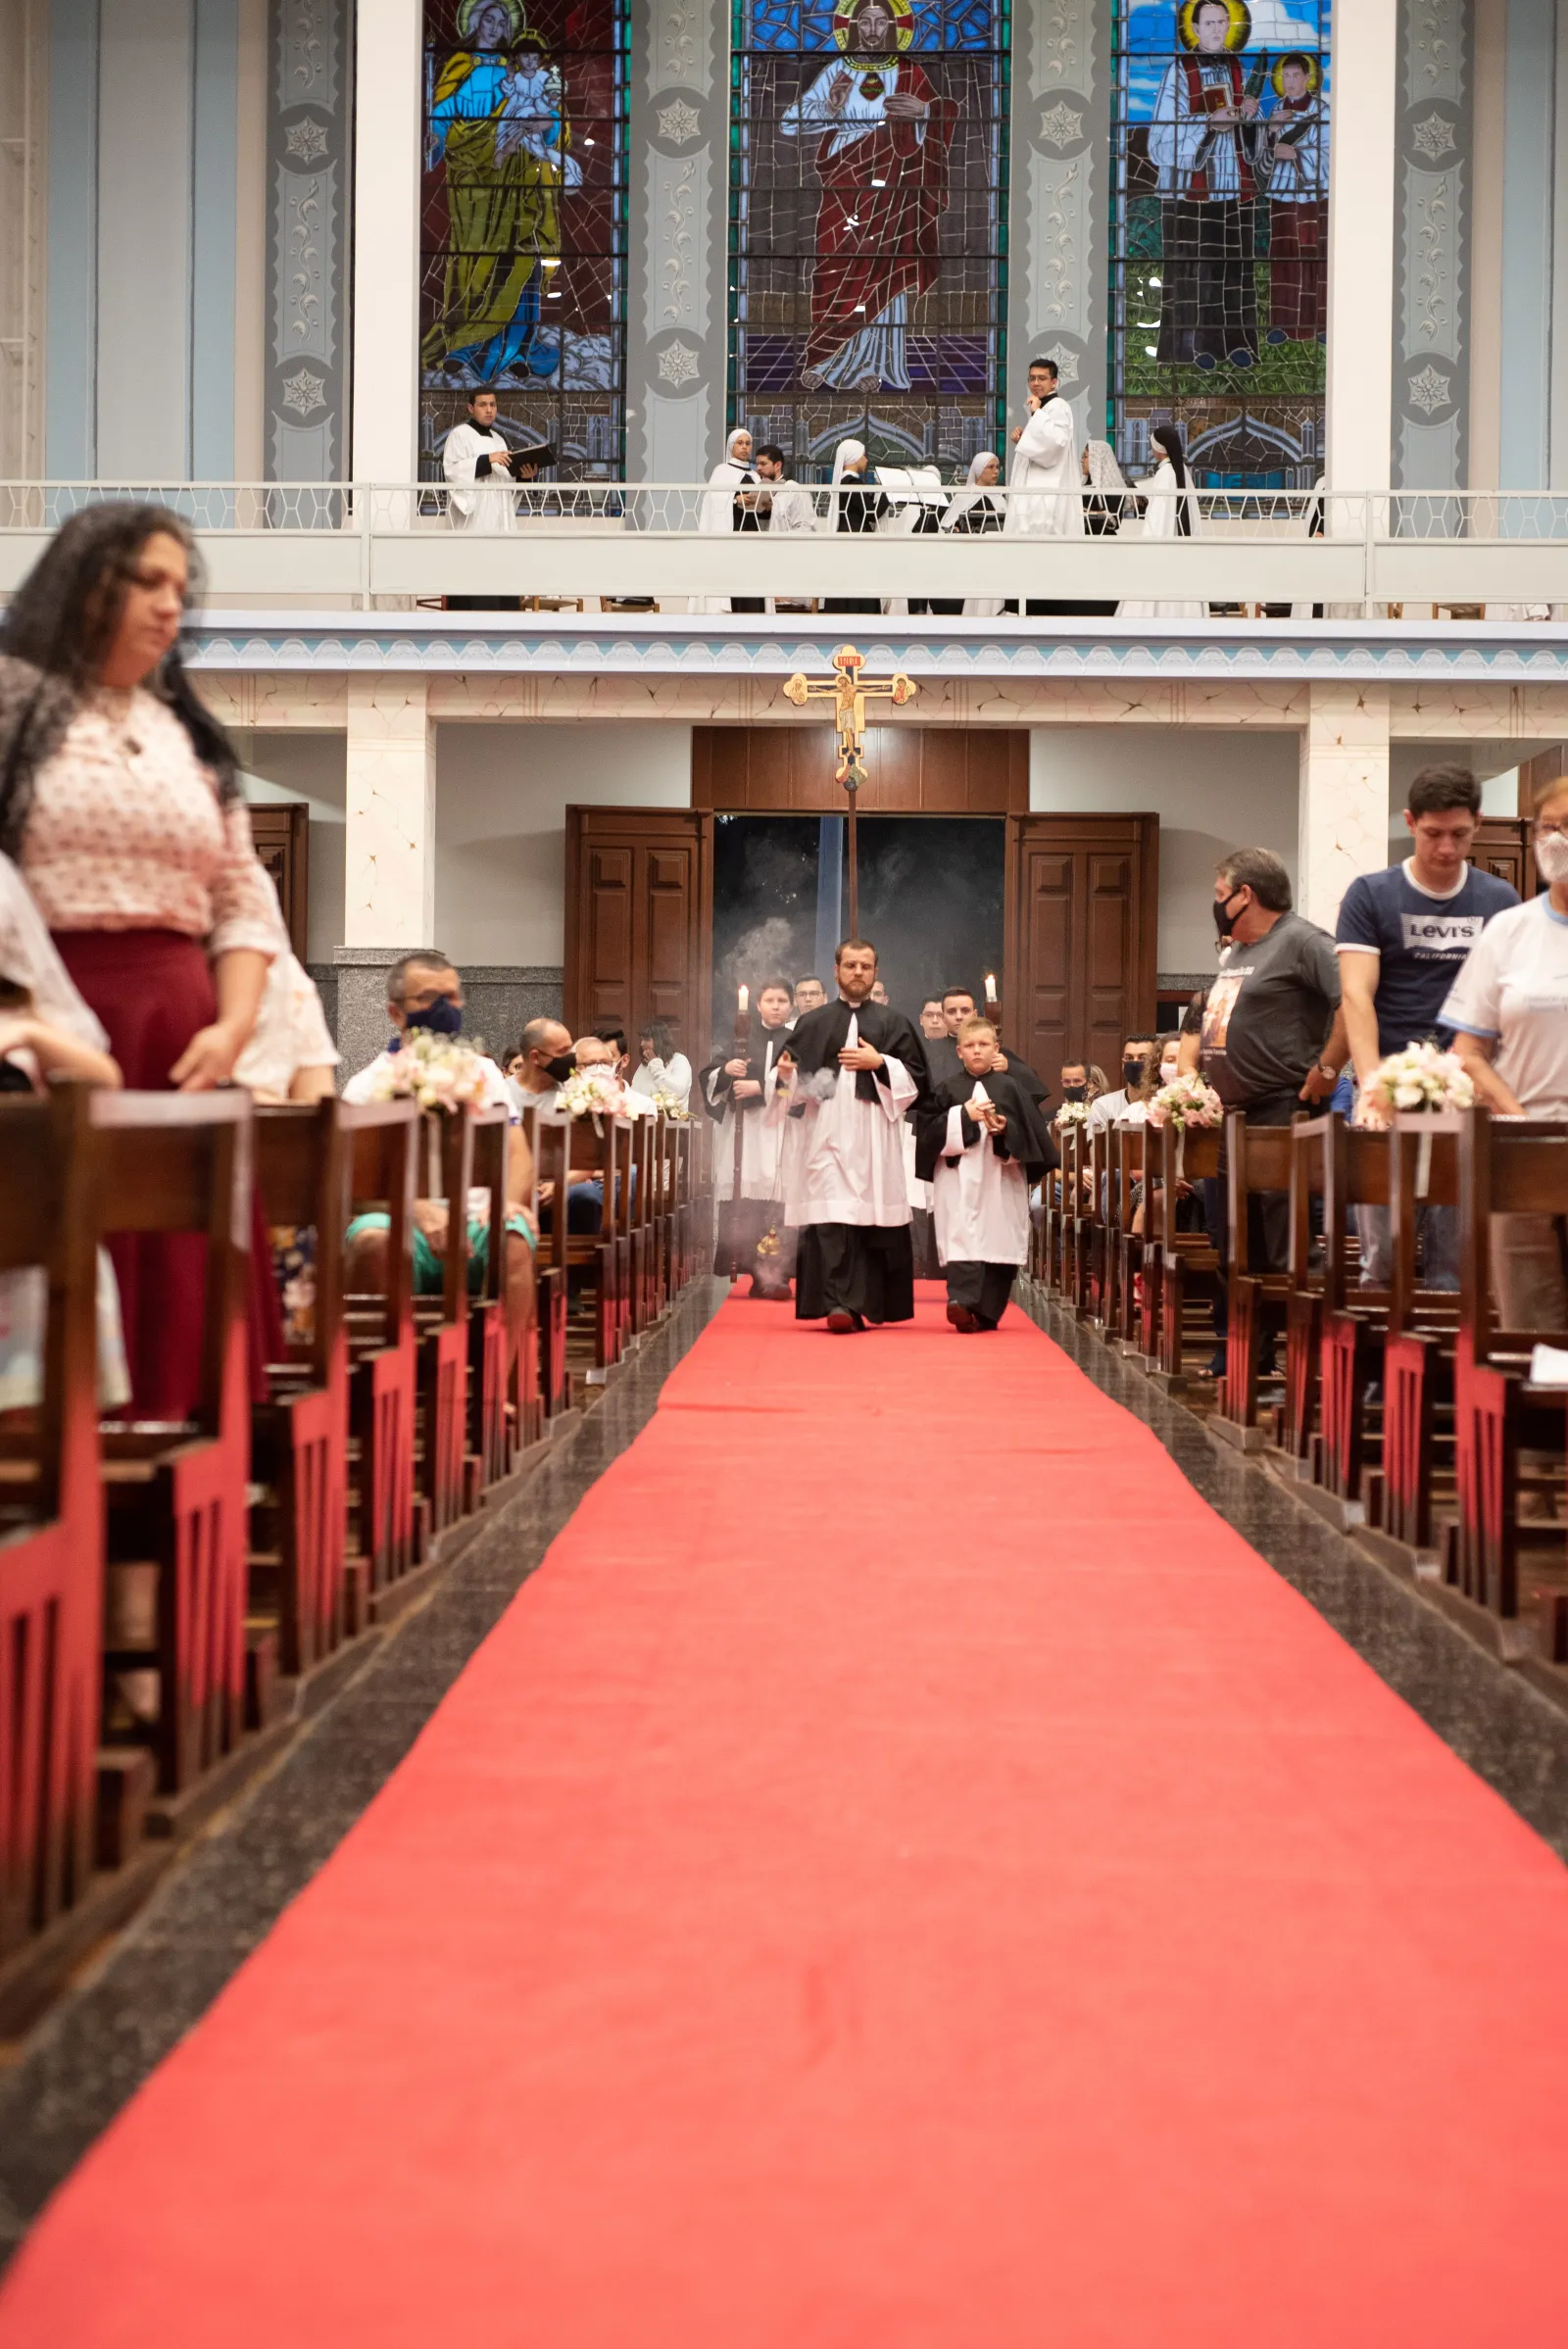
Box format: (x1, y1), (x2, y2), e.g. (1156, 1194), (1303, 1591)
(1533, 819), (1568, 840)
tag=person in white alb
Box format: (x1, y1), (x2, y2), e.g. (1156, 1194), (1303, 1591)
(1004, 356), (1084, 545)
(776, 938), (928, 1330)
(443, 387), (521, 536)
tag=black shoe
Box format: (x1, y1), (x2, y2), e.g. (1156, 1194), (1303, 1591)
(948, 1303), (979, 1333)
(826, 1309), (861, 1334)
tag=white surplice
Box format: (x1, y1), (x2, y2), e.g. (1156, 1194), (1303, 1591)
(1004, 394), (1085, 539)
(710, 1041), (790, 1202)
(443, 421), (516, 533)
(931, 1082), (1031, 1267)
(782, 1013), (917, 1229)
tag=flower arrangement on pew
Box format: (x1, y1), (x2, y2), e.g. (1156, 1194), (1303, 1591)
(1053, 1100), (1091, 1130)
(1147, 1071), (1225, 1133)
(557, 1064), (634, 1121)
(368, 1031), (493, 1111)
(1357, 1040), (1476, 1130)
(648, 1083), (690, 1121)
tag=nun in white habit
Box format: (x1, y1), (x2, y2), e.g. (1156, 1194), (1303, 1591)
(697, 426), (761, 614)
(939, 451), (1005, 617)
(1120, 423), (1205, 620)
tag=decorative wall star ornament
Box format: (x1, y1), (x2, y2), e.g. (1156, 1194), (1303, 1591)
(1038, 99), (1084, 151)
(657, 97), (703, 146)
(1410, 111), (1455, 164)
(656, 339), (701, 387)
(1407, 362), (1452, 417)
(280, 366), (327, 416)
(284, 116), (330, 166)
(1039, 340), (1081, 387)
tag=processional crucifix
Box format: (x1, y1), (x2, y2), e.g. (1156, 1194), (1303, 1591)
(782, 645), (917, 935)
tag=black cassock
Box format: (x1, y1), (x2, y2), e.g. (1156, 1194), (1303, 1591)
(782, 997), (930, 1324)
(914, 1066), (1058, 1329)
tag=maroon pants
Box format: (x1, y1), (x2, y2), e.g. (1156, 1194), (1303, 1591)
(53, 929), (278, 1419)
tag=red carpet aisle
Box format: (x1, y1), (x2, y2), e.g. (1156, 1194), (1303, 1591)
(5, 1291), (1568, 2346)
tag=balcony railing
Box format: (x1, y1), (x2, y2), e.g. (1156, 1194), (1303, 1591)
(0, 484), (1564, 612)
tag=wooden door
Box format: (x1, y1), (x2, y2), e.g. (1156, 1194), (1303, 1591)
(1004, 814), (1159, 1083)
(1473, 816), (1540, 899)
(248, 802), (310, 960)
(564, 808), (714, 1072)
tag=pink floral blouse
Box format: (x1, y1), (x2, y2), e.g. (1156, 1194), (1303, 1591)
(21, 688), (277, 958)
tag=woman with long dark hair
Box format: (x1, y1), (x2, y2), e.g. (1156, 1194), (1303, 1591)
(0, 503), (277, 1413)
(1120, 423), (1204, 620)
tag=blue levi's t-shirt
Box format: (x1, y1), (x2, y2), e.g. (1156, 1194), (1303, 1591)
(1336, 859), (1519, 1056)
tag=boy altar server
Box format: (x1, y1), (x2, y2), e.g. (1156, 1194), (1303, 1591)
(915, 1013), (1056, 1332)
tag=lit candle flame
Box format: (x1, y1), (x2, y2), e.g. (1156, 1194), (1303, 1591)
(738, 984), (749, 1013)
(984, 973), (997, 1003)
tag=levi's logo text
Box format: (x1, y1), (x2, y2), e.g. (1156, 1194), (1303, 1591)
(1399, 912), (1485, 957)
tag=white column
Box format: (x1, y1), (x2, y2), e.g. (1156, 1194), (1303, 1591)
(1298, 684), (1390, 932)
(1325, 0), (1400, 495)
(344, 676), (435, 947)
(351, 0), (421, 484)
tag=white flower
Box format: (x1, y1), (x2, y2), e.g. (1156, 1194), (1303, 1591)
(1054, 1100), (1090, 1128)
(1362, 1041), (1475, 1124)
(1148, 1073), (1225, 1132)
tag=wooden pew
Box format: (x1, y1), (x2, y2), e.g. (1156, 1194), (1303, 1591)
(346, 1102), (420, 1588)
(417, 1106), (475, 1538)
(1281, 1115), (1331, 1467)
(1315, 1121), (1391, 1515)
(1059, 1123), (1089, 1314)
(453, 1103), (516, 1500)
(532, 1110), (572, 1418)
(1111, 1121), (1149, 1348)
(1214, 1115), (1297, 1448)
(94, 1091), (254, 1802)
(1449, 1111), (1568, 1654)
(1152, 1119), (1222, 1386)
(1378, 1113), (1462, 1556)
(0, 1086), (104, 1962)
(505, 1102), (545, 1458)
(252, 1100), (353, 1676)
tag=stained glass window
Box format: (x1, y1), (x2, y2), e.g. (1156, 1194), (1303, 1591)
(1109, 0), (1330, 489)
(419, 0), (628, 479)
(729, 0), (1010, 476)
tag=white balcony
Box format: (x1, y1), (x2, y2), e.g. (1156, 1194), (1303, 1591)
(0, 484), (1565, 613)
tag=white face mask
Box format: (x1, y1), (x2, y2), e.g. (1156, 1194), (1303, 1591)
(1535, 829), (1568, 886)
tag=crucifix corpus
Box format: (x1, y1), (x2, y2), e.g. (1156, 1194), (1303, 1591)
(782, 645), (917, 934)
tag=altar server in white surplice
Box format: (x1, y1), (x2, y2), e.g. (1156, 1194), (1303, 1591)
(777, 939), (928, 1332)
(443, 386), (520, 533)
(914, 1013), (1057, 1333)
(701, 978), (797, 1297)
(1004, 356), (1085, 540)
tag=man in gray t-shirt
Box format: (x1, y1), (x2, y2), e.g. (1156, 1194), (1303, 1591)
(1178, 846), (1348, 1292)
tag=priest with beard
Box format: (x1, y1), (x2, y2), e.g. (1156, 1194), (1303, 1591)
(776, 937), (929, 1332)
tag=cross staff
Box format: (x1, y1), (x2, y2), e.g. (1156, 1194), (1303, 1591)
(782, 644), (917, 935)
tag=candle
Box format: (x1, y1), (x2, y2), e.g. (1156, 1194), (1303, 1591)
(984, 973), (997, 1005)
(738, 985), (749, 1015)
(733, 982), (751, 1051)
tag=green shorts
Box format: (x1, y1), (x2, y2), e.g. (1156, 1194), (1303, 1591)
(346, 1210), (535, 1298)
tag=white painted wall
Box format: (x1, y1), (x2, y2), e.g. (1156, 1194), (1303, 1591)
(236, 733), (347, 966)
(432, 722), (694, 965)
(1030, 728), (1298, 972)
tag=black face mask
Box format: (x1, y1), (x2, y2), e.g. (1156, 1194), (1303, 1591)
(1121, 1058), (1146, 1092)
(405, 996), (463, 1038)
(1213, 890), (1245, 940)
(1061, 1083), (1087, 1102)
(544, 1052), (576, 1083)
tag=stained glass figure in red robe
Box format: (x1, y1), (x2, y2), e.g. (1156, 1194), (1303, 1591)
(781, 0), (956, 394)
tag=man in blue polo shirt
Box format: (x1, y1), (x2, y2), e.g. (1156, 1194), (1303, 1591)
(1337, 763), (1518, 1286)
